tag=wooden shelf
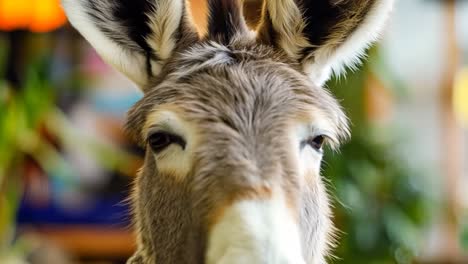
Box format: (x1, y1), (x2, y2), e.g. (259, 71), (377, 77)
(20, 225), (136, 259)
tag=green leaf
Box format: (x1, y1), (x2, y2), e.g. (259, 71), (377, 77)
(461, 220), (468, 250)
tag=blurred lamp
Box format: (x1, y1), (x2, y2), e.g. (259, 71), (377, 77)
(0, 0), (66, 32)
(453, 67), (468, 126)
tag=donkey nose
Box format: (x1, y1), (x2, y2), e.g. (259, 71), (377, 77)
(206, 194), (305, 264)
(213, 249), (306, 264)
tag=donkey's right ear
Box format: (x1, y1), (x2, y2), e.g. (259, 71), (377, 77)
(62, 0), (199, 90)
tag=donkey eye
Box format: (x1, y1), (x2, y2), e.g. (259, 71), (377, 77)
(148, 132), (186, 153)
(306, 135), (325, 152)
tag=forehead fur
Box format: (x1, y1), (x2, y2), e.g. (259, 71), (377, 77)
(125, 41), (349, 146)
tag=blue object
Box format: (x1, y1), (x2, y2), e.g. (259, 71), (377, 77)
(16, 194), (131, 227)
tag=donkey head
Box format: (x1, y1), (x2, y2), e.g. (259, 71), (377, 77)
(62, 0), (393, 263)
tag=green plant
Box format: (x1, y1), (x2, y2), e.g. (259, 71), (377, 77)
(0, 33), (139, 259)
(461, 217), (468, 250)
(324, 48), (436, 264)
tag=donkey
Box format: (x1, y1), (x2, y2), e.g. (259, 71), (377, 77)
(62, 0), (393, 263)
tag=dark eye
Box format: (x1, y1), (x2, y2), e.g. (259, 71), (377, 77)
(306, 135), (325, 151)
(147, 132), (186, 153)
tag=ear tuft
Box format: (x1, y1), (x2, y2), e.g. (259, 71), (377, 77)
(62, 0), (198, 90)
(302, 0), (395, 84)
(257, 0), (394, 85)
(207, 0), (250, 44)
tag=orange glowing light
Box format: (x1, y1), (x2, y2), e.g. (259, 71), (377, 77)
(0, 0), (66, 32)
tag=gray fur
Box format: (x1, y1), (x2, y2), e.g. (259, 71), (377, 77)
(126, 40), (348, 263)
(61, 0), (394, 263)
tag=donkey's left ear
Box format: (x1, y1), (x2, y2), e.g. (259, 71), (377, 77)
(257, 0), (394, 85)
(62, 0), (199, 90)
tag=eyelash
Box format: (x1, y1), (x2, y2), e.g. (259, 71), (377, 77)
(301, 135), (326, 152)
(147, 131), (326, 154)
(147, 131), (186, 153)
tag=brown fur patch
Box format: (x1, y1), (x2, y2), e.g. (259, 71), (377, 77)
(206, 185), (273, 229)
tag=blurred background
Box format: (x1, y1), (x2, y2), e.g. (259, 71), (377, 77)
(0, 0), (467, 263)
